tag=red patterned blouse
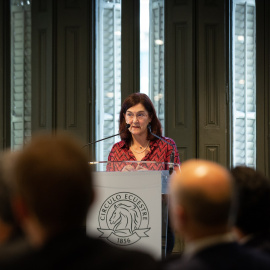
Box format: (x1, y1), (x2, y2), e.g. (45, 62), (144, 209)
(106, 137), (180, 172)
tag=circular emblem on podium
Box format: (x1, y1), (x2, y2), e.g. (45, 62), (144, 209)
(97, 192), (150, 246)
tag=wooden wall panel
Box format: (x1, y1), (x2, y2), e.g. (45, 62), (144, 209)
(197, 0), (227, 166)
(165, 0), (196, 163)
(121, 0), (140, 102)
(65, 27), (79, 128)
(175, 23), (187, 127)
(178, 147), (187, 163)
(38, 30), (47, 128)
(206, 145), (219, 162)
(0, 1), (10, 149)
(205, 25), (219, 127)
(38, 0), (47, 11)
(57, 0), (89, 143)
(256, 0), (269, 176)
(32, 0), (53, 132)
(65, 0), (80, 9)
(32, 0), (94, 158)
(0, 1), (4, 148)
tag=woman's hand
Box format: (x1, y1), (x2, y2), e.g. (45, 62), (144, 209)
(121, 165), (136, 172)
(135, 164), (148, 171)
(121, 164), (148, 171)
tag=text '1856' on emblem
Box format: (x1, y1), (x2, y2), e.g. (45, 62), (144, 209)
(97, 192), (150, 246)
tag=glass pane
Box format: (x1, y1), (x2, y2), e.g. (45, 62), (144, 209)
(232, 0), (256, 167)
(95, 0), (122, 162)
(10, 0), (32, 150)
(140, 0), (165, 132)
(140, 0), (150, 95)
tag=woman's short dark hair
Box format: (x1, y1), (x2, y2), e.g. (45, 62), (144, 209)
(119, 93), (162, 143)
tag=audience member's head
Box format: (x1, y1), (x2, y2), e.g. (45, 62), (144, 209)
(230, 166), (270, 238)
(0, 151), (22, 244)
(11, 132), (94, 247)
(169, 159), (233, 242)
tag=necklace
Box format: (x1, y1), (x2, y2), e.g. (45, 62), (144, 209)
(131, 141), (150, 154)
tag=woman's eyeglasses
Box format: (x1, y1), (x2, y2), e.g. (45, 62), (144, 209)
(125, 112), (148, 120)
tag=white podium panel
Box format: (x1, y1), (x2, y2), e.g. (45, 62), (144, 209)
(86, 170), (164, 258)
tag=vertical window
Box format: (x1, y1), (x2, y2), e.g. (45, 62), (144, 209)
(10, 0), (32, 150)
(140, 0), (165, 131)
(232, 0), (256, 167)
(140, 0), (150, 96)
(149, 0), (165, 131)
(95, 0), (165, 161)
(95, 0), (122, 162)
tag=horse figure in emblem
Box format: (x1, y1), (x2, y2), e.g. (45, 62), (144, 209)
(109, 203), (139, 235)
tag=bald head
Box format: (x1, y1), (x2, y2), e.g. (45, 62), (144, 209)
(171, 159), (232, 202)
(169, 159), (233, 236)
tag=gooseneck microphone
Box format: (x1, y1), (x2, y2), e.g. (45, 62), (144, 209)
(82, 124), (130, 149)
(148, 124), (175, 175)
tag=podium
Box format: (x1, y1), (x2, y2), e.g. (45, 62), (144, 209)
(86, 161), (180, 259)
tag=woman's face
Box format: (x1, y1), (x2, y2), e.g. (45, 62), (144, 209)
(124, 103), (152, 137)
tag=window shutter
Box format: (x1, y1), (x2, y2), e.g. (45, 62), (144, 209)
(10, 1), (32, 150)
(150, 0), (164, 132)
(233, 0), (256, 167)
(96, 0), (122, 161)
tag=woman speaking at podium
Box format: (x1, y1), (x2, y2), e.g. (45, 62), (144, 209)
(106, 93), (180, 172)
(106, 92), (180, 255)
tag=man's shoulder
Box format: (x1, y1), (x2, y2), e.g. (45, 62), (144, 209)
(162, 242), (270, 270)
(0, 237), (31, 263)
(88, 236), (158, 264)
(244, 233), (270, 256)
(79, 236), (161, 270)
(85, 236), (160, 270)
(195, 242), (270, 267)
(0, 234), (159, 270)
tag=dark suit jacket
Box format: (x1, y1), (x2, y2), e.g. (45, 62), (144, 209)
(0, 228), (160, 270)
(243, 232), (270, 256)
(163, 242), (270, 270)
(0, 231), (31, 263)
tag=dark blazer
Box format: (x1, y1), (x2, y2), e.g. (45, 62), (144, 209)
(0, 229), (160, 270)
(243, 232), (270, 256)
(0, 232), (31, 263)
(163, 242), (270, 270)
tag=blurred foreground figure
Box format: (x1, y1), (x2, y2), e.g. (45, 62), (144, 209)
(0, 151), (30, 262)
(163, 159), (270, 270)
(1, 132), (159, 270)
(231, 166), (270, 255)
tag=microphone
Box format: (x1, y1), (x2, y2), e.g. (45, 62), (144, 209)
(82, 124), (130, 149)
(148, 124), (175, 175)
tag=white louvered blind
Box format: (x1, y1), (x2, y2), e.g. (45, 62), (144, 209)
(150, 0), (164, 132)
(232, 0), (256, 167)
(96, 0), (121, 162)
(10, 0), (32, 150)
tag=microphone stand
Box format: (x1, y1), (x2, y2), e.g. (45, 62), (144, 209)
(148, 125), (175, 175)
(82, 124), (130, 149)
